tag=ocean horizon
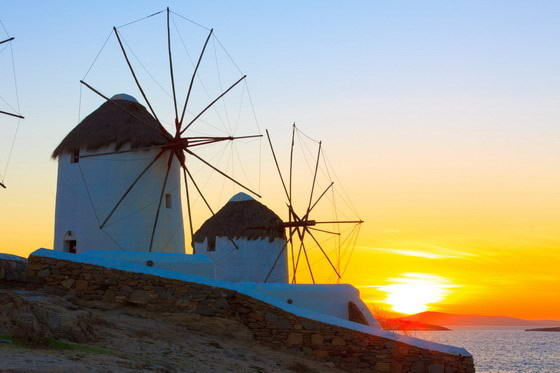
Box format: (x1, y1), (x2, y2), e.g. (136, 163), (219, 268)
(414, 327), (560, 373)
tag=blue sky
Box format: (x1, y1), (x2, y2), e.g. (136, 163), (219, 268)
(1, 2), (559, 312)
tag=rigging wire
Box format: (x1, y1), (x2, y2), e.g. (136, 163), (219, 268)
(170, 10), (211, 32)
(170, 15), (229, 134)
(116, 9), (165, 30)
(0, 19), (22, 184)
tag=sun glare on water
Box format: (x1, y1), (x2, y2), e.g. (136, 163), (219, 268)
(379, 273), (456, 314)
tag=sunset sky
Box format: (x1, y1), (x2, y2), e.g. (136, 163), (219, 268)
(1, 1), (559, 320)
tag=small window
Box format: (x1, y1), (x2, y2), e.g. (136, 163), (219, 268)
(71, 149), (80, 163)
(64, 240), (77, 254)
(207, 237), (216, 252)
(165, 193), (172, 208)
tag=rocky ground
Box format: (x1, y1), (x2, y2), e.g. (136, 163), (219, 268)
(0, 283), (345, 373)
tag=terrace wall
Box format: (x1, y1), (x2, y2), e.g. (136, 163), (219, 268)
(26, 254), (475, 373)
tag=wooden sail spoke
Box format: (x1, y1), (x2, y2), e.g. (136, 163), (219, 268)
(0, 110), (24, 119)
(308, 227), (340, 235)
(180, 74), (246, 134)
(148, 152), (174, 252)
(301, 241), (315, 284)
(166, 7), (179, 127)
(0, 37), (14, 46)
(313, 220), (364, 225)
(305, 227), (341, 279)
(179, 28), (213, 128)
(100, 150), (165, 229)
(186, 149), (261, 198)
(182, 168), (195, 251)
(305, 141), (322, 218)
(113, 27), (164, 131)
(183, 165), (214, 215)
(265, 129), (290, 202)
(307, 181), (334, 215)
(289, 123), (295, 203)
(80, 80), (171, 140)
(264, 228), (297, 283)
(164, 134), (262, 149)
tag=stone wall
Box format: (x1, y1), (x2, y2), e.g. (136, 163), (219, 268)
(26, 254), (475, 373)
(0, 255), (27, 282)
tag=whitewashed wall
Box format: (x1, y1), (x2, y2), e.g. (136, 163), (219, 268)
(194, 236), (288, 283)
(54, 145), (185, 254)
(80, 250), (214, 278)
(250, 283), (381, 329)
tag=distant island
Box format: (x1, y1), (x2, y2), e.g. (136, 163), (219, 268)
(396, 311), (560, 327)
(525, 327), (560, 332)
(379, 318), (450, 331)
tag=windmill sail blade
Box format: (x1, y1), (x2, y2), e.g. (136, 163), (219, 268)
(305, 227), (341, 279)
(304, 141), (322, 219)
(166, 7), (179, 126)
(99, 150), (165, 229)
(266, 129), (290, 201)
(186, 149), (261, 197)
(180, 74), (246, 134)
(148, 152), (173, 252)
(0, 37), (14, 45)
(182, 168), (195, 250)
(80, 80), (170, 139)
(179, 28), (213, 127)
(264, 228), (297, 283)
(113, 27), (164, 129)
(0, 110), (24, 119)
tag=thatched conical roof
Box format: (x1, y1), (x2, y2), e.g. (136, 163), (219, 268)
(194, 193), (285, 244)
(52, 94), (170, 158)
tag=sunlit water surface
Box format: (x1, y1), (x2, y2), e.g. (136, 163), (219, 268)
(414, 328), (560, 373)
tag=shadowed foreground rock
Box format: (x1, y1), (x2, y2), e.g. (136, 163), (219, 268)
(0, 290), (97, 345)
(20, 254), (475, 373)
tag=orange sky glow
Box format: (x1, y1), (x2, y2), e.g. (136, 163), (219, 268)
(1, 1), (560, 322)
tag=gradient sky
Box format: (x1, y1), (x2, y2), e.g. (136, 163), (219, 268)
(1, 1), (559, 319)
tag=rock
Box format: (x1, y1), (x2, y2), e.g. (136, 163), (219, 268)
(311, 334), (324, 346)
(0, 256), (27, 282)
(313, 350), (329, 358)
(37, 268), (51, 278)
(164, 313), (252, 341)
(374, 362), (391, 372)
(332, 336), (346, 346)
(0, 290), (97, 345)
(61, 278), (75, 289)
(429, 364), (445, 373)
(128, 290), (151, 305)
(287, 332), (303, 346)
(410, 361), (425, 373)
(75, 280), (88, 291)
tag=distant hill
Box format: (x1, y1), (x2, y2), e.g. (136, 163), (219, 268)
(399, 311), (560, 327)
(379, 318), (450, 331)
(525, 327), (560, 332)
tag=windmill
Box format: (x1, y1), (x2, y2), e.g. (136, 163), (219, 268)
(264, 124), (364, 284)
(0, 21), (24, 190)
(56, 8), (262, 252)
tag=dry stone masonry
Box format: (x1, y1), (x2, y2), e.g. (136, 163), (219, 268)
(26, 254), (475, 373)
(0, 254), (27, 282)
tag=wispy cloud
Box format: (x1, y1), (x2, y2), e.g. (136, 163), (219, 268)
(359, 246), (478, 260)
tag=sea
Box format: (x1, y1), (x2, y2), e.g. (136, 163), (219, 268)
(414, 327), (560, 373)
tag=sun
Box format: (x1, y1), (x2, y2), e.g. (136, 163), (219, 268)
(379, 273), (456, 314)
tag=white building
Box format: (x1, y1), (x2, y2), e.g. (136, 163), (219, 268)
(193, 192), (288, 283)
(52, 94), (185, 254)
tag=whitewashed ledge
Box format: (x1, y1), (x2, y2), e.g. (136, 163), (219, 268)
(32, 248), (471, 358)
(0, 253), (27, 282)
